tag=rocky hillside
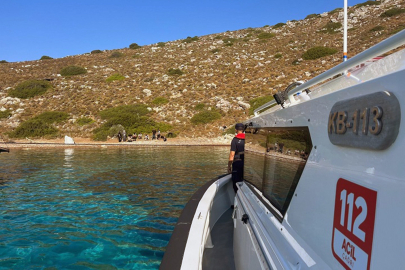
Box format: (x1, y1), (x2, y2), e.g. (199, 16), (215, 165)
(1, 0), (405, 140)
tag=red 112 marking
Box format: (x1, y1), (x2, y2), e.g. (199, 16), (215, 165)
(340, 189), (367, 242)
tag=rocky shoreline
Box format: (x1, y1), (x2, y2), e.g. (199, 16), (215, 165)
(3, 137), (232, 148)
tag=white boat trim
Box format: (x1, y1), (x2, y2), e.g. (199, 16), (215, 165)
(160, 174), (234, 270)
(180, 175), (232, 270)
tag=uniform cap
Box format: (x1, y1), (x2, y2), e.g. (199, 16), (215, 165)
(235, 123), (244, 130)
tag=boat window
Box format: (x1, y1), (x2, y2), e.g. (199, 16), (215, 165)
(244, 127), (312, 219)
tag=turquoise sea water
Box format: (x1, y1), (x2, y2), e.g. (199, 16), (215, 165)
(0, 147), (228, 269)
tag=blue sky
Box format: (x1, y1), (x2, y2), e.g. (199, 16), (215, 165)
(1, 0), (367, 62)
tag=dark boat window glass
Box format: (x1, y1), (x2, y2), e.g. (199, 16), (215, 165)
(244, 128), (268, 190)
(244, 127), (312, 219)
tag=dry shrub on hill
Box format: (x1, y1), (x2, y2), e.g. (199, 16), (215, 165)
(0, 110), (11, 119)
(9, 111), (69, 138)
(60, 66), (87, 76)
(8, 80), (52, 99)
(191, 110), (222, 125)
(182, 36), (199, 43)
(381, 8), (405, 18)
(302, 46), (337, 60)
(168, 68), (183, 76)
(152, 97), (169, 105)
(194, 103), (205, 110)
(129, 43), (141, 49)
(40, 55), (53, 60)
(110, 52), (123, 58)
(106, 73), (125, 82)
(258, 33), (275, 39)
(30, 111), (69, 124)
(321, 22), (342, 34)
(273, 23), (286, 29)
(10, 119), (59, 138)
(76, 117), (94, 126)
(370, 26), (384, 32)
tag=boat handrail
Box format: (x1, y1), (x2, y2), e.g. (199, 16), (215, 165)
(254, 30), (405, 116)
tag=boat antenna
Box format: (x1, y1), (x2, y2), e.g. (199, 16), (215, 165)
(342, 0), (362, 82)
(343, 0), (348, 62)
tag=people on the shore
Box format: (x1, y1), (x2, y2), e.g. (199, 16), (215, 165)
(114, 129), (173, 143)
(228, 123), (245, 193)
(300, 150), (308, 160)
(279, 142), (284, 153)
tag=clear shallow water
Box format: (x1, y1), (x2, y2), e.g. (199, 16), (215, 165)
(0, 147), (228, 269)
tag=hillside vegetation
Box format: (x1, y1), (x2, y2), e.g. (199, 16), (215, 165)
(1, 0), (405, 140)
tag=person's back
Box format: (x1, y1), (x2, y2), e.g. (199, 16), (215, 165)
(228, 123), (245, 193)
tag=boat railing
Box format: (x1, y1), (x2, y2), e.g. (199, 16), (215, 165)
(254, 30), (405, 116)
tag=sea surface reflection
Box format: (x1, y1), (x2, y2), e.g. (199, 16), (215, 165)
(0, 147), (228, 269)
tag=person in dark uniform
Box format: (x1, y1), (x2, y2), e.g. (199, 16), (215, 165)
(228, 123), (245, 193)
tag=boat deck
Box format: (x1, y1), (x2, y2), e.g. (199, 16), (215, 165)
(202, 208), (235, 270)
